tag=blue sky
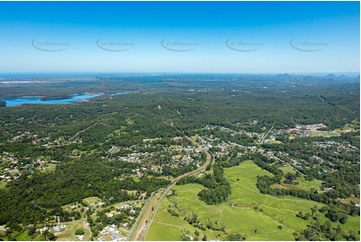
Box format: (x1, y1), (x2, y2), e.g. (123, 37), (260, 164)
(0, 1), (359, 73)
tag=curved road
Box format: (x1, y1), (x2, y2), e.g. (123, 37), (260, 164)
(131, 130), (212, 241)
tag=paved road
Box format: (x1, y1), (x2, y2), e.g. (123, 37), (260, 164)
(131, 125), (212, 241)
(260, 125), (274, 144)
(126, 194), (153, 241)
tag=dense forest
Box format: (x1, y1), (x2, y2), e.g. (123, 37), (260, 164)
(0, 74), (359, 240)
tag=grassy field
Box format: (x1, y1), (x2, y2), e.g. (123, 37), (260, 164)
(310, 130), (342, 137)
(267, 140), (283, 144)
(3, 232), (44, 241)
(0, 180), (7, 190)
(12, 231), (44, 241)
(279, 165), (296, 174)
(41, 164), (57, 173)
(310, 125), (354, 138)
(276, 165), (323, 191)
(146, 160), (359, 241)
(82, 196), (102, 205)
(55, 220), (91, 241)
(310, 121), (356, 138)
(273, 177), (323, 191)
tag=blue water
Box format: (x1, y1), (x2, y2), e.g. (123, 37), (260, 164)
(1, 92), (128, 107)
(109, 92), (129, 96)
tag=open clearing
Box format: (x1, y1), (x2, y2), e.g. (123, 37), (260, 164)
(310, 130), (343, 137)
(279, 165), (296, 174)
(310, 123), (355, 138)
(55, 219), (91, 241)
(146, 160), (359, 241)
(0, 181), (6, 190)
(41, 164), (57, 173)
(82, 196), (102, 205)
(272, 177), (323, 191)
(276, 165), (323, 191)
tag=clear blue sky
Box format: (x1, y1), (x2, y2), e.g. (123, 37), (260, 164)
(0, 1), (359, 73)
